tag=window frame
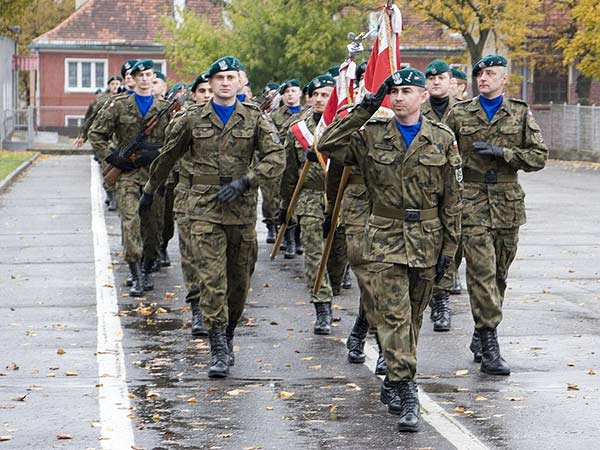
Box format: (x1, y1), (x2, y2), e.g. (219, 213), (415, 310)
(64, 58), (108, 93)
(64, 115), (86, 127)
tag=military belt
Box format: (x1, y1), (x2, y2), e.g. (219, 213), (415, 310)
(463, 169), (517, 184)
(190, 174), (244, 186)
(347, 175), (365, 185)
(372, 204), (438, 223)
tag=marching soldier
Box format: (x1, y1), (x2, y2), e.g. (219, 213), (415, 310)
(280, 74), (336, 335)
(450, 67), (469, 100)
(445, 55), (547, 375)
(139, 56), (284, 379)
(190, 72), (213, 104)
(152, 71), (168, 98)
(89, 59), (170, 297)
(121, 59), (138, 93)
(319, 68), (462, 432)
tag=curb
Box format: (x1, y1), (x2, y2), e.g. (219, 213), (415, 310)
(0, 152), (42, 194)
(38, 148), (93, 156)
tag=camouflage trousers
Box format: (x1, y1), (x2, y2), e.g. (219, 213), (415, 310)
(176, 217), (200, 304)
(98, 158), (115, 194)
(327, 225), (348, 291)
(346, 227), (378, 330)
(433, 238), (463, 294)
(298, 215), (333, 303)
(463, 226), (519, 330)
(116, 178), (163, 263)
(260, 178), (281, 225)
(161, 182), (176, 248)
(368, 262), (435, 381)
(190, 221), (258, 331)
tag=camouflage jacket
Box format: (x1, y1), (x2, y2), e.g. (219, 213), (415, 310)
(143, 100), (284, 225)
(270, 105), (303, 140)
(445, 96), (547, 230)
(281, 109), (327, 219)
(420, 96), (457, 123)
(81, 93), (111, 140)
(326, 159), (370, 231)
(88, 93), (170, 184)
(318, 106), (463, 267)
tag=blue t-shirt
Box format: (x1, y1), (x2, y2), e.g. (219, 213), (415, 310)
(134, 93), (153, 117)
(396, 116), (422, 148)
(212, 100), (236, 126)
(287, 105), (302, 114)
(236, 93), (247, 103)
(479, 94), (503, 121)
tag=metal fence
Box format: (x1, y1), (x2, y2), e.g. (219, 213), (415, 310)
(533, 103), (600, 153)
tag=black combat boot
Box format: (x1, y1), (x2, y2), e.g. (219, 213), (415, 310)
(190, 301), (207, 337)
(375, 334), (388, 375)
(380, 377), (402, 414)
(313, 302), (332, 335)
(294, 225), (303, 255)
(397, 380), (420, 432)
(342, 264), (352, 289)
(479, 328), (510, 375)
(266, 224), (276, 244)
(128, 262), (144, 297)
(346, 309), (369, 363)
(142, 260), (154, 291)
(107, 191), (117, 211)
(151, 258), (162, 272)
(432, 292), (451, 332)
(283, 228), (296, 259)
(450, 273), (463, 295)
(125, 272), (133, 287)
(207, 329), (230, 378)
(159, 245), (171, 267)
(225, 321), (237, 366)
(470, 329), (482, 363)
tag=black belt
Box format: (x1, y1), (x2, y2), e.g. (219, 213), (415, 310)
(463, 169), (517, 184)
(189, 174), (244, 186)
(372, 204), (438, 222)
(347, 175), (365, 185)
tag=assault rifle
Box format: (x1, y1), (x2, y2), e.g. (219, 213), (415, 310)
(103, 92), (185, 186)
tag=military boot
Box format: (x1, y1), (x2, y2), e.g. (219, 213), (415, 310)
(432, 292), (451, 332)
(294, 226), (303, 255)
(283, 228), (296, 259)
(142, 260), (155, 291)
(450, 273), (463, 295)
(207, 329), (230, 378)
(346, 309), (369, 363)
(125, 272), (133, 287)
(375, 334), (388, 375)
(397, 380), (420, 432)
(479, 328), (510, 375)
(107, 191), (117, 211)
(380, 377), (402, 415)
(190, 301), (207, 337)
(225, 321), (237, 366)
(151, 258), (162, 273)
(342, 264), (352, 289)
(266, 224), (276, 244)
(128, 262), (144, 297)
(159, 246), (171, 267)
(470, 329), (482, 363)
(313, 302), (332, 335)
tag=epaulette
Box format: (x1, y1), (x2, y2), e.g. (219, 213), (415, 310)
(111, 92), (130, 102)
(507, 98), (529, 107)
(186, 103), (203, 112)
(430, 120), (454, 135)
(241, 101), (261, 112)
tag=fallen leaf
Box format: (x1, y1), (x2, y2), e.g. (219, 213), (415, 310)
(217, 433), (233, 439)
(152, 414), (161, 422)
(345, 383), (361, 391)
(245, 317), (257, 327)
(0, 436), (13, 441)
(454, 406), (465, 414)
(567, 383), (579, 391)
(12, 394), (28, 402)
(455, 369), (469, 376)
(128, 393), (136, 399)
(265, 406), (273, 410)
(567, 362), (576, 367)
(186, 397), (198, 403)
(65, 371), (79, 377)
(278, 391), (295, 399)
(506, 397), (525, 401)
(56, 349), (65, 355)
(475, 396), (489, 401)
(164, 292), (175, 301)
(301, 357), (314, 361)
(155, 307), (168, 314)
(146, 391), (160, 399)
(226, 389), (249, 397)
(6, 362), (19, 371)
(56, 434), (72, 440)
(587, 369), (596, 376)
(309, 365), (322, 370)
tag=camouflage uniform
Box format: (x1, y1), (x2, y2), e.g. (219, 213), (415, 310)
(445, 96), (547, 330)
(318, 106), (462, 381)
(89, 93), (170, 263)
(143, 100), (284, 330)
(281, 110), (333, 304)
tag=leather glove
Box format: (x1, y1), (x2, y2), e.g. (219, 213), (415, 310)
(435, 255), (452, 283)
(360, 81), (390, 115)
(473, 141), (504, 159)
(278, 208), (288, 226)
(322, 214), (332, 239)
(138, 191), (154, 214)
(134, 148), (160, 168)
(306, 150), (319, 163)
(106, 150), (135, 172)
(216, 175), (251, 203)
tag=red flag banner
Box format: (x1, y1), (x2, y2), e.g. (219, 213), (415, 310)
(322, 59), (357, 126)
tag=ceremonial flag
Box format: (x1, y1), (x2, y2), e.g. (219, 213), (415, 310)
(322, 59), (357, 125)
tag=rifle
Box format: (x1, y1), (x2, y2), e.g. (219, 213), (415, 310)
(260, 89), (281, 113)
(103, 93), (184, 186)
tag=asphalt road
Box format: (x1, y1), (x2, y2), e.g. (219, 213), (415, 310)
(0, 156), (599, 450)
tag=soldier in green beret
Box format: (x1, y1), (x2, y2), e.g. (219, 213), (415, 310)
(190, 72), (213, 104)
(445, 55), (547, 375)
(450, 67), (468, 100)
(319, 67), (462, 432)
(152, 71), (168, 98)
(121, 59), (138, 93)
(139, 55), (285, 378)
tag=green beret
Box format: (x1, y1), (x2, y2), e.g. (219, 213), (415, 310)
(307, 75), (335, 96)
(472, 54), (507, 76)
(154, 71), (166, 82)
(451, 68), (467, 81)
(190, 72), (209, 92)
(327, 66), (340, 78)
(278, 79), (301, 95)
(208, 56), (243, 77)
(107, 75), (123, 85)
(263, 82), (279, 95)
(385, 68), (426, 88)
(425, 60), (450, 77)
(167, 82), (186, 97)
(130, 59), (154, 76)
(120, 59), (138, 78)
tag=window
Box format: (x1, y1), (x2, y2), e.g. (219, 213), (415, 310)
(153, 60), (167, 77)
(65, 59), (108, 93)
(534, 69), (568, 103)
(65, 115), (85, 127)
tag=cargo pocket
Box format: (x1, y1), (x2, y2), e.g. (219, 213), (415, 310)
(501, 185), (526, 226)
(364, 215), (396, 262)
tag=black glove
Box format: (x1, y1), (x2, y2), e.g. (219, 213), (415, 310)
(138, 191), (154, 214)
(473, 141), (504, 159)
(134, 148), (160, 168)
(360, 81), (390, 115)
(106, 150), (135, 172)
(278, 208), (288, 226)
(435, 255), (452, 283)
(216, 175), (251, 203)
(306, 150), (319, 163)
(322, 214), (332, 239)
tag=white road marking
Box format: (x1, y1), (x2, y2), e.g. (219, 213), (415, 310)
(90, 158), (136, 449)
(360, 339), (491, 450)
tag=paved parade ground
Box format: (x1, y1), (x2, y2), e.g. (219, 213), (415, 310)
(1, 155), (599, 450)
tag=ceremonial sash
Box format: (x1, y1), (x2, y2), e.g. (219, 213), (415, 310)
(290, 120), (328, 166)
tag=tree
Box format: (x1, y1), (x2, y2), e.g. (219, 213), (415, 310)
(559, 0), (600, 80)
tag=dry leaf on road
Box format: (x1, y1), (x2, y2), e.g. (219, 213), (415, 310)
(278, 391), (295, 399)
(56, 434), (72, 440)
